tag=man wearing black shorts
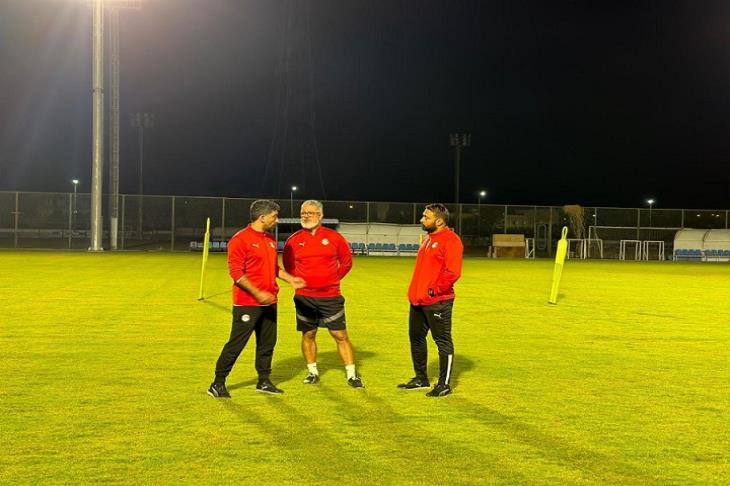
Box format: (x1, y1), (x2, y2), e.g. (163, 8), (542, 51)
(283, 200), (364, 388)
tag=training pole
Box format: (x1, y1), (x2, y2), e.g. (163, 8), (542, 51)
(549, 226), (569, 304)
(197, 218), (211, 301)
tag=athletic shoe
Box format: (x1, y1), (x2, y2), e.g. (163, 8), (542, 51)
(347, 376), (365, 388)
(397, 377), (430, 390)
(425, 383), (452, 397)
(256, 379), (284, 394)
(207, 382), (231, 398)
(303, 373), (320, 384)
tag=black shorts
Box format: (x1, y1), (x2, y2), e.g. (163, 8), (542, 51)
(294, 295), (346, 332)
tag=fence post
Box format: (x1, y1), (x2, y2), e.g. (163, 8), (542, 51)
(636, 208), (641, 240)
(680, 209), (684, 229)
(170, 196), (175, 251)
(503, 205), (508, 234)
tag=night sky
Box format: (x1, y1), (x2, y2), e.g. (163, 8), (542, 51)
(1, 0), (728, 208)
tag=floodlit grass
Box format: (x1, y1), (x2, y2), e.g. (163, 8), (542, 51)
(1, 251), (728, 484)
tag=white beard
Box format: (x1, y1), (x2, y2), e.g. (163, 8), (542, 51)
(301, 221), (319, 230)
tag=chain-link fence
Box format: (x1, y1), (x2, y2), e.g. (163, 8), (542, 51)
(1, 191), (728, 258)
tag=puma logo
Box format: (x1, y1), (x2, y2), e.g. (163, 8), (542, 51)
(433, 312), (442, 319)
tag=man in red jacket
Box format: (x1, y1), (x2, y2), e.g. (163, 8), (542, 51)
(398, 203), (463, 397)
(283, 200), (364, 388)
(208, 200), (305, 398)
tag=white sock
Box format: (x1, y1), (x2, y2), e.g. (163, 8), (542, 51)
(345, 364), (356, 379)
(307, 362), (319, 375)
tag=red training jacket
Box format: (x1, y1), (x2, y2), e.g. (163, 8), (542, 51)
(227, 225), (280, 306)
(283, 226), (352, 298)
(408, 227), (463, 306)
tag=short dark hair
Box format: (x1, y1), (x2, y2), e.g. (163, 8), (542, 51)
(425, 203), (450, 225)
(250, 199), (280, 222)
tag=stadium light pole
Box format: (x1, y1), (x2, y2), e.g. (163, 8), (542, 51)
(72, 179), (79, 218)
(450, 133), (470, 234)
(107, 0), (142, 251)
(131, 112), (154, 239)
(477, 190), (486, 239)
(477, 190), (487, 205)
(647, 198), (655, 227)
(90, 0), (105, 251)
(290, 185), (298, 217)
(69, 179), (79, 248)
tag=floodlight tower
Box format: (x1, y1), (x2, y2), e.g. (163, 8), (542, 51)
(450, 132), (470, 234)
(131, 112), (154, 239)
(449, 133), (471, 205)
(90, 0), (105, 251)
(108, 0), (142, 249)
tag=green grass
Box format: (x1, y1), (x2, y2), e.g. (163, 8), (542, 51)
(1, 251), (728, 484)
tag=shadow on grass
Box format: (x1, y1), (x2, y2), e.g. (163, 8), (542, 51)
(228, 350), (379, 391)
(218, 398), (379, 480)
(449, 396), (653, 483)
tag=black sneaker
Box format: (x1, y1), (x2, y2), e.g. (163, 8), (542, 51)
(303, 373), (320, 384)
(256, 379), (284, 394)
(347, 376), (364, 388)
(426, 383), (452, 397)
(207, 382), (231, 398)
(397, 377), (430, 390)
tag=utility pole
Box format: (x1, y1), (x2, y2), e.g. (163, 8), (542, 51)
(130, 112), (154, 239)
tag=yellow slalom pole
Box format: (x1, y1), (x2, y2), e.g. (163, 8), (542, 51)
(549, 226), (569, 304)
(197, 217), (211, 301)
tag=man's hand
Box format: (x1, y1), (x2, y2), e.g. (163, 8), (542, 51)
(253, 289), (276, 305)
(290, 277), (307, 290)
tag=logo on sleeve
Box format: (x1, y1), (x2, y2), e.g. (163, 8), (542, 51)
(269, 241), (275, 249)
(321, 238), (330, 245)
(252, 243), (259, 248)
(241, 314), (251, 322)
(431, 242), (439, 248)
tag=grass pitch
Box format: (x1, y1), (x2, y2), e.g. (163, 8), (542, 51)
(1, 251), (728, 484)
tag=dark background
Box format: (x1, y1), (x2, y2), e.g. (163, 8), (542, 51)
(1, 0), (728, 208)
